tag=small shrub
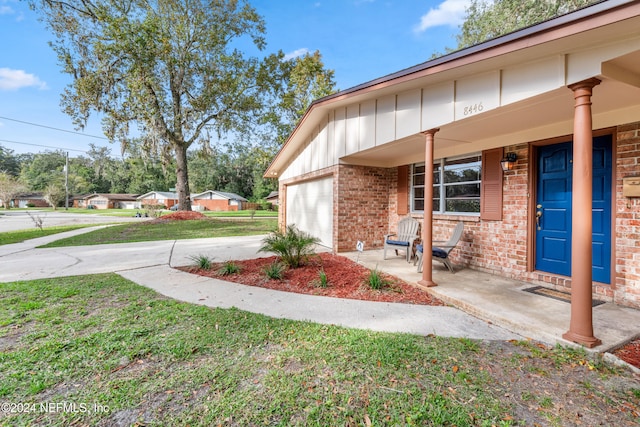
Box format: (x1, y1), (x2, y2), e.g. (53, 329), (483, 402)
(189, 254), (213, 270)
(366, 268), (389, 290)
(259, 224), (320, 268)
(316, 269), (329, 288)
(219, 261), (240, 276)
(263, 261), (286, 280)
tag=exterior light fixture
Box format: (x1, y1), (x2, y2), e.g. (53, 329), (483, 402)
(500, 152), (517, 172)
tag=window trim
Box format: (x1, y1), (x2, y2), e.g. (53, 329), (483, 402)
(411, 153), (482, 216)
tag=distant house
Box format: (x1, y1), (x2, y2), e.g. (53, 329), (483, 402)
(84, 193), (138, 209)
(73, 194), (91, 208)
(192, 190), (247, 211)
(10, 192), (48, 208)
(137, 191), (179, 209)
(265, 191), (279, 206)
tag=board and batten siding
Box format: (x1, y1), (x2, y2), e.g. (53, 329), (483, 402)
(280, 40), (639, 181)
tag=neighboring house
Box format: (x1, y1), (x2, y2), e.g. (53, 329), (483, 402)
(265, 2), (640, 346)
(73, 195), (91, 208)
(137, 191), (179, 209)
(192, 190), (247, 211)
(11, 192), (48, 208)
(265, 191), (279, 206)
(84, 193), (139, 209)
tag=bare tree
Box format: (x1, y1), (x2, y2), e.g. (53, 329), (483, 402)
(0, 173), (26, 209)
(43, 183), (66, 210)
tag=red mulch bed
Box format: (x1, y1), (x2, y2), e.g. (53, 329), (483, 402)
(612, 339), (640, 370)
(158, 211), (206, 221)
(178, 252), (444, 306)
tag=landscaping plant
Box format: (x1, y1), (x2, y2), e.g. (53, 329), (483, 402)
(219, 261), (240, 276)
(316, 269), (329, 288)
(263, 261), (287, 280)
(259, 225), (320, 268)
(189, 254), (213, 270)
(366, 268), (390, 290)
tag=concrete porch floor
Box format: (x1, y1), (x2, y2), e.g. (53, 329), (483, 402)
(341, 249), (640, 353)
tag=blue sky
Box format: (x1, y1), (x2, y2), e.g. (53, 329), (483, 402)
(0, 0), (470, 157)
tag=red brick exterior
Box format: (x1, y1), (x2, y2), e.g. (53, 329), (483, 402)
(193, 199), (239, 211)
(614, 122), (640, 308)
(334, 165), (391, 252)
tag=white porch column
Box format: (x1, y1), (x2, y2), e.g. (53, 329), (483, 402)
(562, 78), (602, 348)
(419, 129), (439, 288)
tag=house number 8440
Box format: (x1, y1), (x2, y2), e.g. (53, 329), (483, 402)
(463, 102), (484, 116)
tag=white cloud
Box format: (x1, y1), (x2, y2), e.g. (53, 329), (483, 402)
(0, 5), (14, 14)
(0, 68), (48, 91)
(284, 48), (310, 61)
(414, 0), (471, 33)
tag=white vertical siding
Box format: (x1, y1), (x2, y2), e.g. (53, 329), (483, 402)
(376, 94), (396, 145)
(454, 71), (500, 120)
(396, 89), (421, 140)
(317, 115), (329, 169)
(502, 56), (565, 105)
(422, 81), (455, 130)
(335, 107), (346, 158)
(345, 104), (360, 155)
(359, 99), (376, 151)
(327, 110), (336, 167)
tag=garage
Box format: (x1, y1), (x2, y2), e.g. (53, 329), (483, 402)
(285, 177), (333, 248)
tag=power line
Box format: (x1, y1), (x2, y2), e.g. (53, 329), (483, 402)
(0, 138), (89, 153)
(0, 116), (108, 140)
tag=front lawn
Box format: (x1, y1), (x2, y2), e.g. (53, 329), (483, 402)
(0, 224), (103, 246)
(0, 275), (638, 426)
(39, 218), (276, 247)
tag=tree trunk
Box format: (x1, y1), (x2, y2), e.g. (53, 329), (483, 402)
(174, 143), (192, 211)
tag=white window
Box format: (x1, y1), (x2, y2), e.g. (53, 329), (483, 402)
(411, 154), (481, 214)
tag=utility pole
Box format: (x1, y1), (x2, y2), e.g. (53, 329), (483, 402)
(65, 151), (69, 211)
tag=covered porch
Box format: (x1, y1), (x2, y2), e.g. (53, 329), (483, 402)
(342, 248), (640, 354)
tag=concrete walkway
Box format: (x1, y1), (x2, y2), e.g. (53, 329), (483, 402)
(344, 249), (640, 353)
(2, 228), (639, 356)
(0, 230), (518, 341)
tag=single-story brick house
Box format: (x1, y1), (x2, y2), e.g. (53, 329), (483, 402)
(266, 2), (640, 347)
(191, 190), (247, 211)
(9, 192), (49, 208)
(137, 191), (179, 209)
(84, 193), (139, 209)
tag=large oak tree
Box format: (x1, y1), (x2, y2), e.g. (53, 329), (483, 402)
(31, 0), (283, 210)
(457, 0), (599, 48)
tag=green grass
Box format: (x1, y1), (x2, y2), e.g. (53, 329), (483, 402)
(0, 224), (104, 246)
(3, 207), (277, 218)
(38, 218), (276, 247)
(202, 210), (277, 217)
(1, 275), (637, 426)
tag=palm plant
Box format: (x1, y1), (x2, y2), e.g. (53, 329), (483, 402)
(259, 225), (320, 268)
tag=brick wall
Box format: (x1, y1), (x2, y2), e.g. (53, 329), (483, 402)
(615, 122), (640, 308)
(335, 164), (391, 252)
(194, 199), (237, 211)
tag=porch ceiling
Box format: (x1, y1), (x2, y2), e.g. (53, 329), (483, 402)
(340, 75), (640, 168)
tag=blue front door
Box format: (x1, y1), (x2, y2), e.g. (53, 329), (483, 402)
(535, 136), (612, 283)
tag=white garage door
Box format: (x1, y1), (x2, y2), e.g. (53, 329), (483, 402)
(286, 177), (333, 248)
